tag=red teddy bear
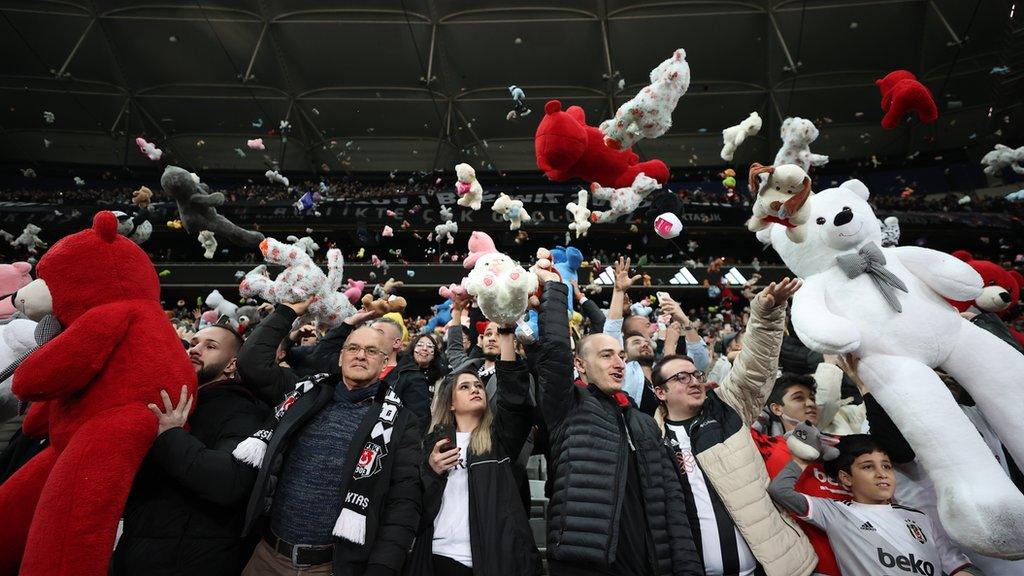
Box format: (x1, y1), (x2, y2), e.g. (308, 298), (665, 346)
(949, 250), (1024, 348)
(875, 70), (938, 130)
(534, 99), (669, 189)
(0, 212), (196, 576)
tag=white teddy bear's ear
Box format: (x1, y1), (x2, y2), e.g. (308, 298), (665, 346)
(839, 179), (870, 201)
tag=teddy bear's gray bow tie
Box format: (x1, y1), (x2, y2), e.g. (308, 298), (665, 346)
(835, 241), (908, 312)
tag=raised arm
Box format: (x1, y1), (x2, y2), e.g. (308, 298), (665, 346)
(444, 298), (470, 370)
(236, 303), (302, 405)
(768, 460), (812, 517)
(537, 281), (575, 430)
(492, 333), (534, 460)
(659, 294), (709, 371)
(892, 246), (983, 301)
(716, 279), (799, 425)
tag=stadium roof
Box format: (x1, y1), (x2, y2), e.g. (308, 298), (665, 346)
(0, 0), (1021, 175)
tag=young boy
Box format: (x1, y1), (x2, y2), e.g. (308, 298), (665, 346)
(768, 434), (978, 576)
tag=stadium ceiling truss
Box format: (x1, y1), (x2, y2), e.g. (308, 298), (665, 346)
(0, 0), (1020, 174)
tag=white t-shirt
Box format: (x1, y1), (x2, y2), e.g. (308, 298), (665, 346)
(801, 496), (948, 576)
(432, 431), (473, 567)
(666, 422), (757, 576)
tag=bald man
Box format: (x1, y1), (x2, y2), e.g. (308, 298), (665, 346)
(534, 281), (702, 576)
(236, 300), (421, 575)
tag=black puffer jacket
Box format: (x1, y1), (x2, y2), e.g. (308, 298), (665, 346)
(536, 282), (702, 576)
(406, 359), (541, 576)
(110, 382), (269, 576)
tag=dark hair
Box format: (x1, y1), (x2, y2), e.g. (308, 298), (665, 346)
(204, 322), (244, 347)
(651, 354), (696, 388)
(825, 434), (889, 480)
(398, 333), (447, 382)
(765, 373), (816, 408)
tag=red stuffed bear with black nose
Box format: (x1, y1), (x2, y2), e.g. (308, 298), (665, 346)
(0, 211), (196, 576)
(534, 99), (669, 189)
(949, 250), (1024, 348)
(875, 70), (938, 130)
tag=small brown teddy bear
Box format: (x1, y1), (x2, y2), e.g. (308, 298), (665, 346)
(132, 186), (153, 209)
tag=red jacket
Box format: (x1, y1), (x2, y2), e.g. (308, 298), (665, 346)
(753, 430), (850, 576)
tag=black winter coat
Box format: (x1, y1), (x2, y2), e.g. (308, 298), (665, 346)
(110, 382), (269, 576)
(406, 360), (541, 576)
(237, 306), (431, 426)
(238, 311), (422, 576)
(536, 282), (702, 576)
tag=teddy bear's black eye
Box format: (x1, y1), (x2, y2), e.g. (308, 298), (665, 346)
(842, 206), (850, 211)
(988, 280), (997, 286)
(816, 217), (826, 225)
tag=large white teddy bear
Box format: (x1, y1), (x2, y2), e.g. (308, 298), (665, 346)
(774, 117), (829, 172)
(461, 231), (538, 326)
(600, 48), (690, 151)
(455, 163), (484, 211)
(590, 172), (662, 223)
(760, 178), (1024, 558)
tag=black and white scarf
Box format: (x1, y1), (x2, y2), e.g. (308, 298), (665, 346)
(231, 374), (404, 545)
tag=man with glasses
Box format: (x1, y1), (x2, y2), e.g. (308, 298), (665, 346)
(236, 298), (421, 575)
(651, 278), (819, 576)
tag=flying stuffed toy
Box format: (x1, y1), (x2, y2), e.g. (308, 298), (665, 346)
(599, 48), (690, 151)
(134, 137), (162, 161)
(535, 100), (669, 189)
(773, 117), (829, 173)
(875, 70), (938, 130)
(491, 192), (531, 230)
(239, 238), (356, 328)
(980, 144), (1024, 177)
(112, 211), (152, 245)
(462, 232), (537, 326)
(720, 111), (762, 161)
(161, 166), (264, 247)
(746, 162), (813, 242)
(11, 225), (47, 256)
(758, 179), (1024, 558)
(565, 189), (592, 238)
(198, 230), (218, 260)
(455, 163), (484, 211)
(0, 212), (196, 576)
(589, 172), (662, 223)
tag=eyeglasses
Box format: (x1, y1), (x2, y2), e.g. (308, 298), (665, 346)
(414, 341), (436, 350)
(663, 370), (705, 387)
(342, 344), (386, 358)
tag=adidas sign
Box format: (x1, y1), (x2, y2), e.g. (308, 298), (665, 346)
(593, 268), (616, 286)
(669, 267), (698, 285)
(859, 521), (876, 531)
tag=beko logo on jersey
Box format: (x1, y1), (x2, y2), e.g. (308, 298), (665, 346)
(877, 548), (934, 575)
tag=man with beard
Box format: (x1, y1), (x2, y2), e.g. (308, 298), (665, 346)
(111, 323), (270, 576)
(604, 257), (708, 415)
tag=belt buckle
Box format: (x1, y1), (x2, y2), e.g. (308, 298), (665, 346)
(290, 544), (316, 569)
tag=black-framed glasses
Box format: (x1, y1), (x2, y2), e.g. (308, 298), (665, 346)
(664, 370), (705, 387)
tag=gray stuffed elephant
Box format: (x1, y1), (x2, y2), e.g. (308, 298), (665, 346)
(161, 165), (264, 247)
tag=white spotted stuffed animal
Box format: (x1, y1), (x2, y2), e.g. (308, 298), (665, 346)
(455, 163), (483, 211)
(491, 193), (531, 230)
(774, 117), (829, 172)
(11, 224), (46, 255)
(746, 163), (813, 243)
(720, 111), (762, 162)
(239, 238), (355, 328)
(464, 250), (538, 327)
(590, 172), (662, 223)
(286, 234), (319, 257)
(600, 48), (690, 151)
(566, 189), (592, 238)
(759, 178), (1024, 558)
(198, 230), (218, 259)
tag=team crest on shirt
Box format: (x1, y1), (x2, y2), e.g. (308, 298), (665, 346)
(906, 519), (928, 544)
(354, 440), (385, 479)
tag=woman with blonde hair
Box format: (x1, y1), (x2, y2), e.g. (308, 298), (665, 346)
(406, 327), (540, 576)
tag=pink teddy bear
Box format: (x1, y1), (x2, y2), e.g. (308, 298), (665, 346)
(0, 262), (32, 320)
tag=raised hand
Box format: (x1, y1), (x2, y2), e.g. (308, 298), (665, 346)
(148, 385), (193, 436)
(613, 256), (642, 293)
(757, 277), (802, 308)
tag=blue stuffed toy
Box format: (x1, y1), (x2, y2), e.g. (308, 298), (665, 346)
(421, 300), (453, 333)
(551, 245), (583, 311)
